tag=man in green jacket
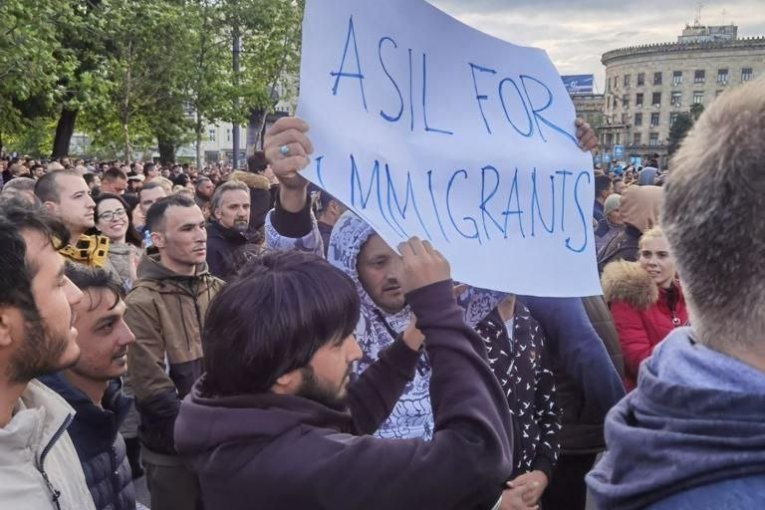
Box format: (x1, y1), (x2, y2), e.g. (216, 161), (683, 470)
(124, 194), (224, 510)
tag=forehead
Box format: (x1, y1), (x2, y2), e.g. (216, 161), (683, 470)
(220, 189), (250, 205)
(97, 198), (123, 212)
(20, 229), (63, 281)
(58, 174), (89, 195)
(641, 236), (669, 250)
(79, 287), (125, 317)
(141, 187), (166, 201)
(360, 234), (396, 260)
(164, 205), (205, 228)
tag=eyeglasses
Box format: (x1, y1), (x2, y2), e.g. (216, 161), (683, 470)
(99, 208), (127, 222)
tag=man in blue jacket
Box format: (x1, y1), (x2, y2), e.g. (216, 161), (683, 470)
(587, 76), (765, 510)
(41, 264), (137, 510)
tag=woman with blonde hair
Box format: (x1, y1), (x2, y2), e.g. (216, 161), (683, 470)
(601, 227), (688, 390)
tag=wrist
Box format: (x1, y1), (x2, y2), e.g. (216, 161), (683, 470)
(278, 180), (309, 213)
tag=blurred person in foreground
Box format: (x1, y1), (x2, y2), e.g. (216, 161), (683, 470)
(587, 76), (765, 510)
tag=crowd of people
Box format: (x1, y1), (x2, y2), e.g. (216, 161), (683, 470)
(0, 76), (763, 510)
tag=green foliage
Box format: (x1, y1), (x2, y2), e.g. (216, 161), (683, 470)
(1, 0), (304, 159)
(667, 112), (694, 156)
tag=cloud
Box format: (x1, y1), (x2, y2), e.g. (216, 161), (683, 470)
(428, 0), (765, 90)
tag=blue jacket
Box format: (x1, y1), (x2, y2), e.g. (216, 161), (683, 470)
(40, 374), (136, 510)
(587, 328), (765, 510)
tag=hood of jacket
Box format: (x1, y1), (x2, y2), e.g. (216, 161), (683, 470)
(587, 328), (765, 510)
(175, 377), (353, 475)
(326, 212), (433, 439)
(133, 252), (215, 294)
(229, 170), (271, 190)
(601, 260), (659, 310)
(620, 185), (662, 233)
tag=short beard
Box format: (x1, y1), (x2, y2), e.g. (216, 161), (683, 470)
(7, 313), (75, 384)
(296, 366), (348, 412)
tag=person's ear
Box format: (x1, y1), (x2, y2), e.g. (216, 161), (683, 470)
(151, 231), (165, 249)
(43, 201), (59, 217)
(271, 369), (302, 395)
(0, 306), (23, 349)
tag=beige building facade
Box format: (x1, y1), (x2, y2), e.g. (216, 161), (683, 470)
(600, 24), (765, 163)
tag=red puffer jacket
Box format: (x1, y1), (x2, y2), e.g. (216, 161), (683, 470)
(601, 261), (689, 391)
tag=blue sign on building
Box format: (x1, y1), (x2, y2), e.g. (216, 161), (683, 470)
(613, 145), (624, 159)
(602, 152), (612, 164)
(561, 74), (594, 95)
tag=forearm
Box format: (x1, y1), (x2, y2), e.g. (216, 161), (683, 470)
(347, 339), (421, 434)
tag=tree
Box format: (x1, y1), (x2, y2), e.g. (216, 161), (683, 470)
(0, 0), (78, 154)
(667, 113), (694, 156)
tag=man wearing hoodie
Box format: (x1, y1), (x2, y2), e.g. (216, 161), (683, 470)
(175, 245), (514, 509)
(124, 194), (224, 510)
(587, 77), (765, 509)
(263, 117), (606, 443)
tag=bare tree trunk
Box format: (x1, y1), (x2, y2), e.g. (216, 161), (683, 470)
(196, 110), (202, 170)
(52, 107), (78, 158)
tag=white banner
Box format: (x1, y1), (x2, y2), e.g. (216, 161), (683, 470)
(297, 0), (600, 297)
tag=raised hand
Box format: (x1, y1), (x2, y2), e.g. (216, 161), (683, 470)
(263, 117), (314, 190)
(397, 237), (451, 295)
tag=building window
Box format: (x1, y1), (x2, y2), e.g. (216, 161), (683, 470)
(634, 113), (643, 126)
(694, 70), (705, 84)
(622, 94), (629, 108)
(693, 91), (704, 104)
(672, 70), (683, 86)
(717, 68), (729, 85)
(621, 113), (629, 124)
(612, 96), (618, 109)
(671, 91), (682, 107)
(649, 133), (659, 147)
(633, 133), (642, 145)
(615, 133), (621, 145)
(653, 72), (662, 85)
(624, 74), (631, 87)
(606, 133), (614, 146)
(208, 129), (216, 142)
(742, 67), (753, 82)
(652, 92), (662, 107)
(670, 112), (679, 127)
(637, 72), (645, 86)
(650, 112), (660, 127)
(636, 93), (644, 107)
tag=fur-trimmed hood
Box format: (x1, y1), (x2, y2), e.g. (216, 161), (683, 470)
(229, 170), (271, 190)
(601, 260), (659, 310)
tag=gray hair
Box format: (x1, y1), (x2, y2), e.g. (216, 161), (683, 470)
(210, 180), (249, 216)
(662, 76), (765, 351)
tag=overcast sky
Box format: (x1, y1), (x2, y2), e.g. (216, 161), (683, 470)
(428, 0), (765, 92)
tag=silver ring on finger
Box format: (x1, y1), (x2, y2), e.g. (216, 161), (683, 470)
(279, 144), (290, 156)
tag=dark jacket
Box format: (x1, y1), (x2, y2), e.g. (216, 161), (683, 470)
(475, 304), (560, 479)
(175, 281), (513, 510)
(40, 374), (136, 510)
(587, 328), (765, 510)
(205, 220), (262, 281)
(518, 296), (626, 454)
(124, 253), (224, 454)
(597, 225), (641, 273)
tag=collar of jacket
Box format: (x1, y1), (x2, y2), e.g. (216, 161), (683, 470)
(134, 252), (213, 288)
(4, 380), (75, 466)
(207, 220), (248, 245)
(37, 374), (131, 448)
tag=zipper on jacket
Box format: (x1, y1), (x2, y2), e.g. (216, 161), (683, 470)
(36, 413), (73, 510)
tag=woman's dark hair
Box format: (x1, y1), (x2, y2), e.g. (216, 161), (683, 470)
(200, 251), (361, 397)
(93, 193), (142, 247)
